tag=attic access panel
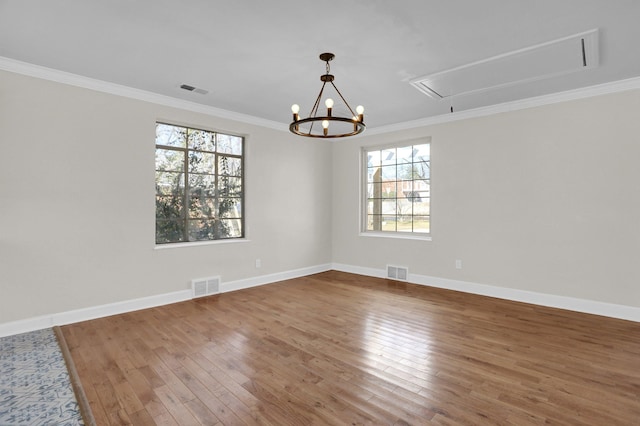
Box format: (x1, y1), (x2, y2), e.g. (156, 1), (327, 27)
(411, 29), (599, 100)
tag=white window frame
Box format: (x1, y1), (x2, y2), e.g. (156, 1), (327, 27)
(360, 138), (431, 240)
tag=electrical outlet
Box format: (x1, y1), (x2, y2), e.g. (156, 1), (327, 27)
(255, 259), (261, 268)
(455, 259), (463, 270)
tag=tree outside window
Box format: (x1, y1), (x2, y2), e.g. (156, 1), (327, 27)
(155, 123), (244, 244)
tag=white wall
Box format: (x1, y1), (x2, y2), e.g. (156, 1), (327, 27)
(2, 67), (639, 329)
(0, 70), (332, 324)
(332, 90), (640, 308)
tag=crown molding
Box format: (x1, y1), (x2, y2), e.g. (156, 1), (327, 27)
(367, 76), (640, 136)
(2, 56), (639, 136)
(0, 56), (286, 132)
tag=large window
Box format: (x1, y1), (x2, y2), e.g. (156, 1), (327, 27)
(155, 123), (244, 244)
(363, 140), (430, 235)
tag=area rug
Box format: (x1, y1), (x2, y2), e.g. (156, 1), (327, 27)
(0, 327), (94, 425)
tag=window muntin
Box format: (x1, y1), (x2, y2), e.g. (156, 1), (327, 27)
(364, 141), (430, 235)
(155, 123), (244, 244)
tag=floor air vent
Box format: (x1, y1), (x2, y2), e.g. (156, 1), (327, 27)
(387, 265), (408, 281)
(192, 276), (220, 298)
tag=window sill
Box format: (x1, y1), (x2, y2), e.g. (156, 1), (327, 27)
(359, 231), (432, 241)
(154, 238), (251, 250)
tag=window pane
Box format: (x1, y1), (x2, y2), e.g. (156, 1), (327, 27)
(218, 219), (242, 238)
(413, 144), (430, 161)
(188, 173), (216, 196)
(367, 166), (382, 184)
(367, 151), (381, 168)
(188, 196), (216, 219)
(382, 181), (397, 198)
(413, 161), (430, 179)
(156, 195), (184, 218)
(381, 199), (397, 215)
(413, 216), (430, 233)
(156, 124), (186, 147)
(155, 148), (184, 172)
(188, 129), (214, 152)
(188, 219), (216, 241)
(413, 199), (430, 215)
(219, 198), (242, 218)
(219, 177), (242, 197)
(381, 165), (396, 180)
(217, 134), (243, 155)
(415, 179), (430, 194)
(397, 215), (414, 232)
(367, 214), (382, 231)
(155, 171), (184, 195)
(381, 218), (396, 231)
(156, 219), (185, 243)
(397, 198), (412, 217)
(397, 146), (412, 164)
(397, 163), (413, 180)
(367, 199), (381, 215)
(219, 156), (242, 176)
(381, 148), (396, 165)
(367, 182), (382, 198)
(189, 151), (216, 174)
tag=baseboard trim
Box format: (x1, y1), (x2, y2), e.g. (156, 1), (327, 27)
(221, 263), (332, 293)
(0, 263), (333, 338)
(331, 263), (640, 322)
(4, 261), (636, 337)
(0, 290), (192, 338)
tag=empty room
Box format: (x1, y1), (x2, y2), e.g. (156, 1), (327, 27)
(1, 1), (639, 425)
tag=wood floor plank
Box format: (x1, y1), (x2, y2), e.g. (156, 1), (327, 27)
(153, 385), (201, 425)
(127, 408), (157, 426)
(62, 271), (640, 425)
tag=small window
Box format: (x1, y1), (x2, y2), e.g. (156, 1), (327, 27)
(155, 123), (244, 244)
(363, 140), (430, 235)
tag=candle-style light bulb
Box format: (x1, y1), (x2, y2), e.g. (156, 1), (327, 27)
(356, 105), (365, 122)
(322, 119), (329, 136)
(291, 104), (300, 122)
(325, 98), (334, 117)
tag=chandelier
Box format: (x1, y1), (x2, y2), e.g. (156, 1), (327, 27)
(290, 53), (365, 138)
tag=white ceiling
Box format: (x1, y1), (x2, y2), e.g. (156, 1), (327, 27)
(1, 1), (639, 131)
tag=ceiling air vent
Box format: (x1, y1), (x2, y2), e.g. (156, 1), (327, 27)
(179, 83), (209, 95)
(411, 29), (599, 100)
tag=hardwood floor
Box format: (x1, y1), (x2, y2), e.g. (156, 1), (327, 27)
(61, 271), (640, 425)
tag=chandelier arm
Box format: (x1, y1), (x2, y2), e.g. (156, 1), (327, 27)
(329, 81), (358, 118)
(309, 81), (327, 118)
(307, 81), (328, 135)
